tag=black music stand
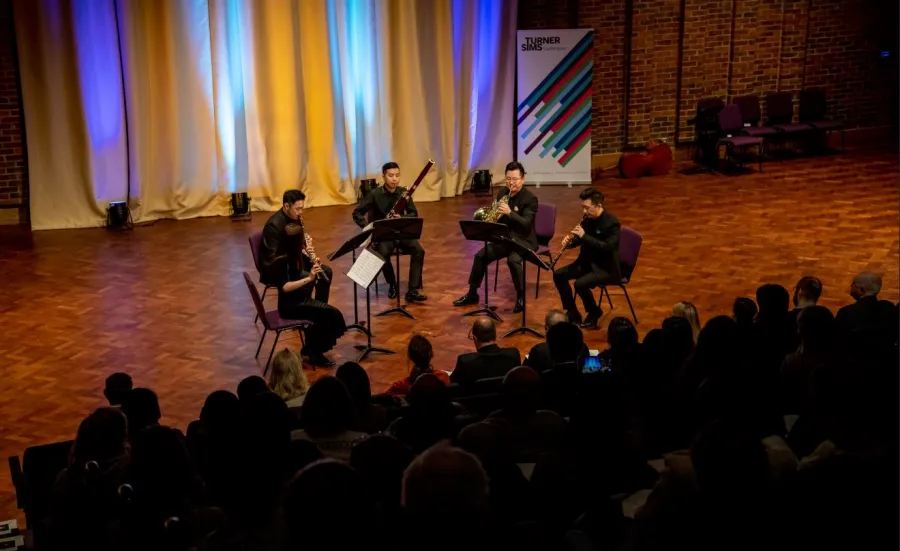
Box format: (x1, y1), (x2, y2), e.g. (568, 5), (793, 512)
(327, 230), (373, 339)
(498, 237), (551, 339)
(371, 217), (423, 320)
(459, 220), (510, 323)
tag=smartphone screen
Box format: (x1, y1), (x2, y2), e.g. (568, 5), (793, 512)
(582, 354), (611, 374)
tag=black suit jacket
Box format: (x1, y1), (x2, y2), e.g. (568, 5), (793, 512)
(352, 185), (419, 228)
(836, 296), (895, 335)
(496, 187), (538, 250)
(450, 344), (522, 389)
(568, 210), (622, 279)
(525, 341), (590, 374)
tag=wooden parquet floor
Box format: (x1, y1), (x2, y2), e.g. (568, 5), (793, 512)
(0, 147), (897, 521)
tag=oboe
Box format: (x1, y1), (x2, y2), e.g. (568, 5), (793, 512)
(294, 218), (330, 282)
(549, 214), (587, 269)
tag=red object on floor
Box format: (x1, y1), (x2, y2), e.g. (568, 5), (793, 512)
(619, 140), (673, 178)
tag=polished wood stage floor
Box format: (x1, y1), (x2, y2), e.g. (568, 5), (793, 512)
(1, 147), (897, 520)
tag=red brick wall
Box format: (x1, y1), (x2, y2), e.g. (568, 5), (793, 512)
(520, 0), (898, 154)
(0, 0), (25, 224)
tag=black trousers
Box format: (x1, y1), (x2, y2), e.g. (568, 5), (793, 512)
(468, 241), (532, 296)
(278, 268), (346, 355)
(300, 259), (333, 304)
(373, 239), (425, 289)
(553, 261), (617, 316)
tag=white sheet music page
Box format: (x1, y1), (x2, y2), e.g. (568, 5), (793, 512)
(347, 248), (385, 288)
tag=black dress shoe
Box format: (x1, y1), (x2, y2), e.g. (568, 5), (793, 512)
(567, 310), (583, 324)
(307, 353), (335, 367)
(580, 312), (602, 330)
(512, 298), (524, 313)
(387, 285), (398, 300)
(453, 292), (479, 306)
(406, 290), (428, 302)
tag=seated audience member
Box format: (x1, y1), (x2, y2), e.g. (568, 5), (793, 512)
(336, 362), (388, 434)
(598, 316), (642, 373)
(349, 434), (414, 532)
(236, 375), (269, 401)
(753, 283), (797, 371)
(401, 444), (495, 551)
(661, 316), (695, 367)
(524, 309), (573, 373)
(540, 322), (585, 416)
(789, 276), (823, 324)
(671, 301), (701, 343)
(291, 377), (366, 461)
(185, 390), (240, 506)
(122, 387), (162, 436)
(458, 366), (566, 463)
(451, 318), (521, 389)
(267, 349), (309, 408)
(283, 460), (375, 551)
(386, 374), (457, 453)
(104, 372), (133, 406)
(387, 334), (449, 397)
(835, 271), (895, 365)
(780, 305), (839, 415)
(50, 408), (131, 549)
(732, 296), (758, 350)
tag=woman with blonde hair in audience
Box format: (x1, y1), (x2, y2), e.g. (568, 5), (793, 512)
(672, 301), (702, 343)
(268, 348), (309, 407)
(386, 334), (449, 397)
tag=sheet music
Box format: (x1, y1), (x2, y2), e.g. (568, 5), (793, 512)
(347, 248), (386, 288)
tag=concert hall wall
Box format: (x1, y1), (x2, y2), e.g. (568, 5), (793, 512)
(7, 0), (517, 230)
(519, 0), (899, 154)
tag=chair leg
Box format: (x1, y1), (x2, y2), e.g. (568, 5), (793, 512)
(621, 285), (638, 324)
(535, 263), (541, 299)
(264, 330), (280, 376)
(299, 328), (313, 372)
(255, 286), (269, 324)
(255, 329), (267, 358)
(493, 260), (499, 292)
(603, 286), (614, 309)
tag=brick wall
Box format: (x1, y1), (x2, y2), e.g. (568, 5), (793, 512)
(520, 0), (899, 154)
(0, 0), (25, 224)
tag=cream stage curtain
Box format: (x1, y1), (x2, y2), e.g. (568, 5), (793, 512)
(14, 0), (517, 230)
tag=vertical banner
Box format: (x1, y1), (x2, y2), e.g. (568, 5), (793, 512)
(516, 29), (593, 184)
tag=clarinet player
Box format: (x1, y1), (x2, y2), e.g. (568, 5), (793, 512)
(553, 189), (621, 329)
(259, 190), (346, 367)
(352, 162), (427, 303)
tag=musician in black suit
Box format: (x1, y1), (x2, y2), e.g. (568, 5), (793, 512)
(450, 318), (522, 390)
(352, 162), (427, 303)
(454, 161), (538, 313)
(259, 190), (346, 367)
(553, 189), (622, 329)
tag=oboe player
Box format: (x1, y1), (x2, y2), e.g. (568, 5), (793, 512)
(353, 162), (427, 303)
(552, 189), (622, 329)
(259, 190), (346, 367)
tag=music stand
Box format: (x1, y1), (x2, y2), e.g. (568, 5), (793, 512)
(459, 220), (511, 322)
(497, 237), (551, 339)
(327, 230), (373, 339)
(371, 217), (423, 320)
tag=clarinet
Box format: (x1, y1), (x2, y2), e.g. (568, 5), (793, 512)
(549, 214), (587, 269)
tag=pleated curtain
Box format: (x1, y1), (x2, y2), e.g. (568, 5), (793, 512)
(13, 0), (517, 230)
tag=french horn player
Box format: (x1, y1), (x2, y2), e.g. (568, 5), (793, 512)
(454, 161), (539, 313)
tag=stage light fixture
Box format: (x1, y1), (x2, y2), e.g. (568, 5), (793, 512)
(230, 192), (252, 221)
(106, 201), (133, 230)
(471, 169), (493, 196)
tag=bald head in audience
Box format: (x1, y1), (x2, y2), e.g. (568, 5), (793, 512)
(471, 318), (497, 349)
(850, 272), (882, 300)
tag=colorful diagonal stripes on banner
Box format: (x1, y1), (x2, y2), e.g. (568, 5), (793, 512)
(517, 31), (594, 168)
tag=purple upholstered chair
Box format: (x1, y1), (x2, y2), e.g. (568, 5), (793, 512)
(493, 202), (556, 299)
(799, 89), (845, 151)
(243, 271), (313, 375)
(764, 91), (813, 134)
(598, 226), (642, 323)
(732, 95), (779, 139)
(249, 232), (278, 324)
(717, 104), (764, 172)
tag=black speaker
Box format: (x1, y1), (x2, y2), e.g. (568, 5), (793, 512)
(230, 192), (251, 221)
(106, 201), (133, 230)
(471, 170), (493, 196)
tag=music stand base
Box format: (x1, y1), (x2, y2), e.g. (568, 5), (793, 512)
(357, 345), (395, 363)
(376, 306), (415, 320)
(503, 326), (545, 339)
(463, 305), (502, 322)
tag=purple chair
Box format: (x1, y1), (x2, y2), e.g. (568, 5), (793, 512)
(799, 89), (845, 151)
(598, 226), (642, 324)
(764, 91), (813, 134)
(243, 271), (312, 375)
(493, 202), (556, 299)
(249, 232), (278, 324)
(732, 95), (779, 139)
(716, 104), (764, 172)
